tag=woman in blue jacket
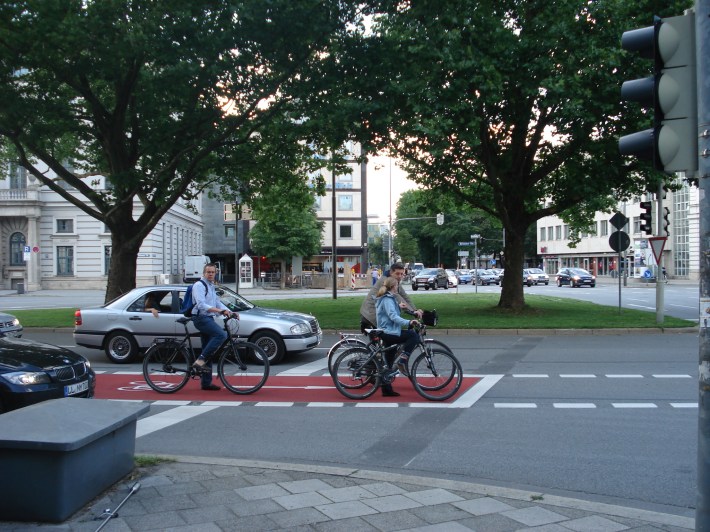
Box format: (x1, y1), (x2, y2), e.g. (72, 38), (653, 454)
(375, 276), (420, 397)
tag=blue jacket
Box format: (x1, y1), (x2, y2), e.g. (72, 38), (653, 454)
(375, 292), (411, 335)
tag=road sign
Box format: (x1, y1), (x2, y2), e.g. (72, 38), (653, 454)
(609, 231), (630, 252)
(648, 236), (668, 264)
(457, 251), (468, 257)
(458, 242), (474, 246)
(609, 212), (628, 230)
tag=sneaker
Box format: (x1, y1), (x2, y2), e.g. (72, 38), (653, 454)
(201, 384), (221, 391)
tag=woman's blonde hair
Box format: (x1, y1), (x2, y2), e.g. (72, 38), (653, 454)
(376, 276), (398, 297)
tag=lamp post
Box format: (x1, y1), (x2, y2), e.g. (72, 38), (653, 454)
(471, 234), (481, 293)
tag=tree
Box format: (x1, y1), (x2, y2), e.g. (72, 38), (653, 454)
(349, 0), (690, 311)
(0, 0), (366, 301)
(248, 181), (324, 288)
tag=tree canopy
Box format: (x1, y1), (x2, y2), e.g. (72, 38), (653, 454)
(0, 0), (367, 300)
(342, 0), (691, 310)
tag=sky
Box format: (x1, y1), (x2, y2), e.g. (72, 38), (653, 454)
(365, 155), (418, 223)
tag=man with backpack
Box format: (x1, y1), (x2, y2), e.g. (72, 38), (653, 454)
(191, 263), (238, 390)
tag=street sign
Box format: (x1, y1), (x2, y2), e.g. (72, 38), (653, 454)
(609, 231), (630, 252)
(457, 251), (468, 257)
(457, 242), (474, 246)
(648, 236), (668, 264)
(609, 212), (629, 231)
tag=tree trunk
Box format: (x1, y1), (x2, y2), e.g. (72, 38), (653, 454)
(497, 225), (527, 312)
(105, 233), (141, 302)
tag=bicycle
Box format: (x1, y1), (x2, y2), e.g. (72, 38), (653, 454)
(326, 328), (454, 376)
(142, 315), (269, 394)
(331, 323), (463, 401)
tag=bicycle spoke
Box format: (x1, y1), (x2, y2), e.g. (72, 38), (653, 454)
(411, 349), (462, 401)
(142, 343), (191, 393)
(219, 341), (269, 394)
(332, 348), (380, 399)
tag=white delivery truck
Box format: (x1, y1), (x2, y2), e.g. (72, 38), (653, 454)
(183, 255), (211, 283)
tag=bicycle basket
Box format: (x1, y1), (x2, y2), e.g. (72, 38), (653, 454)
(422, 309), (438, 326)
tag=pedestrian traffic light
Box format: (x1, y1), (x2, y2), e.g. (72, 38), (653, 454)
(618, 13), (698, 174)
(663, 206), (670, 236)
(640, 201), (653, 235)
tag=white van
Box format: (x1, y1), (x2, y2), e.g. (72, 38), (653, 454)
(183, 255), (211, 283)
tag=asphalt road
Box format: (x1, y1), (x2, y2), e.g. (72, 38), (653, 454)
(23, 328), (700, 517)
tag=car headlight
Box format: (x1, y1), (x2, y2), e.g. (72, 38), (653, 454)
(290, 323), (312, 335)
(572, 276), (580, 281)
(1, 371), (52, 386)
(11, 318), (20, 327)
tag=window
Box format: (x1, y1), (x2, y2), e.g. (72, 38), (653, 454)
(339, 225), (353, 239)
(225, 225), (235, 238)
(56, 219), (74, 233)
(564, 225), (570, 239)
(9, 163), (26, 189)
(547, 227), (554, 240)
(555, 225), (562, 240)
(539, 228), (546, 241)
(9, 232), (26, 266)
(104, 246), (111, 275)
(338, 195), (353, 211)
(600, 220), (609, 236)
(633, 216), (640, 234)
(57, 246), (74, 276)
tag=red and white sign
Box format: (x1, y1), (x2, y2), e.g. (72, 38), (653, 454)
(648, 236), (668, 264)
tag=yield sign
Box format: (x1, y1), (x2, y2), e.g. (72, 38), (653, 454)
(648, 236), (668, 264)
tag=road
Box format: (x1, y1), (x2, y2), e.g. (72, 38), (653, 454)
(24, 328), (699, 517)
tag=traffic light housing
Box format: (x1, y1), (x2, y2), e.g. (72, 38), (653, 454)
(619, 13), (698, 174)
(663, 207), (670, 236)
(640, 201), (653, 235)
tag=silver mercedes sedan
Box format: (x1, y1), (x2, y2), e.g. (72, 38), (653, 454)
(73, 285), (321, 365)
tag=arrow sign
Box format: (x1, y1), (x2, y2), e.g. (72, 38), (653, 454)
(648, 236), (668, 264)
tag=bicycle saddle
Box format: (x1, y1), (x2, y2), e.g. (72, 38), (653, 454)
(176, 317), (192, 325)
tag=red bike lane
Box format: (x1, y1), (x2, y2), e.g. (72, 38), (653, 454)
(94, 373), (482, 404)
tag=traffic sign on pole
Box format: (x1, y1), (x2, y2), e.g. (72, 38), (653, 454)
(648, 236), (667, 264)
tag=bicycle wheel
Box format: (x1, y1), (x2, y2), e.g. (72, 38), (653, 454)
(332, 347), (381, 400)
(327, 337), (368, 375)
(410, 349), (463, 401)
(143, 342), (191, 393)
(218, 340), (269, 394)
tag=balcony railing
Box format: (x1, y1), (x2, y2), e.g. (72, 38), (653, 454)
(0, 189), (39, 200)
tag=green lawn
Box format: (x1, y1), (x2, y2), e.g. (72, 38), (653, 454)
(9, 293), (694, 330)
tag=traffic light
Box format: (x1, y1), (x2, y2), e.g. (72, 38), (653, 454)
(640, 201), (653, 235)
(619, 13), (698, 174)
(663, 207), (671, 236)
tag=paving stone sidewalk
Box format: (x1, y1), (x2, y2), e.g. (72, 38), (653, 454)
(0, 456), (694, 531)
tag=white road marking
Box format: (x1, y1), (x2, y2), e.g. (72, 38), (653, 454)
(495, 403), (537, 408)
(606, 374), (643, 378)
(553, 403), (597, 408)
(652, 375), (692, 378)
(671, 403), (697, 408)
(279, 358), (329, 376)
(136, 405), (219, 437)
(449, 375), (504, 408)
(512, 374), (549, 378)
(560, 375), (596, 378)
(612, 403), (657, 408)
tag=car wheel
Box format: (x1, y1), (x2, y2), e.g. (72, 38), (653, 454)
(557, 278), (562, 287)
(412, 285), (418, 291)
(591, 283), (596, 288)
(544, 282), (549, 285)
(425, 285), (430, 290)
(104, 330), (139, 364)
(250, 330), (286, 364)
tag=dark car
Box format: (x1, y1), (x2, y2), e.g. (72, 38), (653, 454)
(0, 334), (95, 413)
(0, 312), (23, 337)
(411, 268), (449, 291)
(556, 267), (596, 288)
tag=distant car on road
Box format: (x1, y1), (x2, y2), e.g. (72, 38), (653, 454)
(0, 312), (22, 338)
(0, 333), (95, 413)
(472, 269), (497, 286)
(456, 270), (473, 284)
(445, 269), (459, 287)
(485, 269), (501, 285)
(525, 268), (550, 285)
(556, 268), (596, 288)
(411, 268), (449, 291)
(73, 284), (322, 365)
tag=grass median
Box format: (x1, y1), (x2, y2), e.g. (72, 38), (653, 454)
(8, 293), (695, 330)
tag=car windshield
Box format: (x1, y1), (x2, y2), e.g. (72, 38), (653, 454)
(570, 268), (590, 275)
(528, 268), (544, 274)
(215, 286), (256, 312)
(419, 268), (438, 275)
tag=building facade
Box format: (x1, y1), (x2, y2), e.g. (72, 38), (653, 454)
(536, 182), (699, 280)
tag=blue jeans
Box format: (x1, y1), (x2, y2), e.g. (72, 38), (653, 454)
(193, 314), (227, 386)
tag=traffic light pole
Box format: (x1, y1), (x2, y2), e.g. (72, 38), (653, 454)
(656, 184), (664, 324)
(697, 0), (710, 528)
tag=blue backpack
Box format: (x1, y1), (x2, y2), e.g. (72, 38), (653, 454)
(180, 279), (208, 317)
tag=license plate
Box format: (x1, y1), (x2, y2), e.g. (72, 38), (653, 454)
(65, 380), (89, 396)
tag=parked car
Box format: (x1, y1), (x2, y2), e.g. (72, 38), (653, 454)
(411, 268), (449, 291)
(555, 267), (596, 288)
(0, 312), (22, 337)
(525, 268), (549, 285)
(73, 284), (322, 365)
(445, 269), (459, 287)
(485, 269), (501, 285)
(0, 333), (95, 413)
(456, 270), (473, 284)
(521, 270), (535, 286)
(472, 269), (497, 286)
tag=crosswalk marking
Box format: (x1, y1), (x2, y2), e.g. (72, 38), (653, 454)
(136, 405), (219, 437)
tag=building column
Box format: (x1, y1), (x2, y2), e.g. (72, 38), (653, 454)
(26, 215), (41, 291)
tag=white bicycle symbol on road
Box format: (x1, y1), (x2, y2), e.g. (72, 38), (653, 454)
(117, 380), (180, 392)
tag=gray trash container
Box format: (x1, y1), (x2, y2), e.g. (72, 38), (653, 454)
(16, 283), (24, 295)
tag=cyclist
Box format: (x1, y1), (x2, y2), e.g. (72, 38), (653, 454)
(360, 262), (423, 331)
(375, 276), (420, 397)
(191, 263), (238, 391)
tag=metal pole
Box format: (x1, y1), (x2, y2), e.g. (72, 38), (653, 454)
(656, 183), (665, 324)
(332, 157), (337, 299)
(697, 0), (710, 528)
